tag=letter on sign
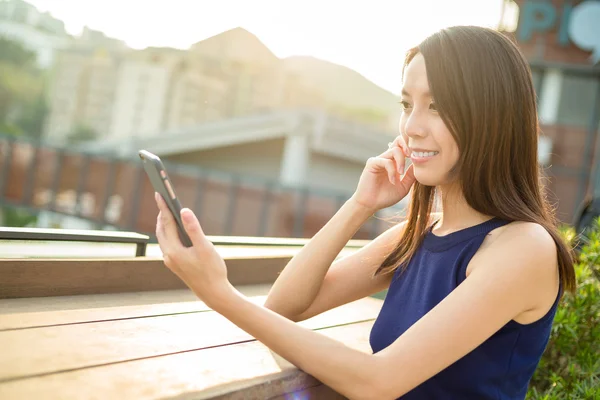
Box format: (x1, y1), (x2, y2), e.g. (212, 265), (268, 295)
(518, 1), (557, 42)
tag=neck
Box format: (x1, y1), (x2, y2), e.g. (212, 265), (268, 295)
(435, 183), (493, 235)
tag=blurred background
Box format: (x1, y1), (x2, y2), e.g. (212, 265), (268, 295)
(0, 0), (598, 240)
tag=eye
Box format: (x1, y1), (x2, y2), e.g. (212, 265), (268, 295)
(429, 102), (438, 112)
(399, 100), (412, 111)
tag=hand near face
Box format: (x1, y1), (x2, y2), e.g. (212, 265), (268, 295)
(351, 135), (416, 213)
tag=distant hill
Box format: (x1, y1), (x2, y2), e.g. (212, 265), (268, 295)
(282, 55), (399, 113)
(190, 27), (278, 66)
(191, 29), (400, 131)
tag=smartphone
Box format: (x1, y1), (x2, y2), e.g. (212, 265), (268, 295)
(138, 150), (193, 247)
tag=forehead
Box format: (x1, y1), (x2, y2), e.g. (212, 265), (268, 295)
(402, 53), (430, 96)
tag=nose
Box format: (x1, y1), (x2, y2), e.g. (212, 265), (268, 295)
(403, 109), (428, 139)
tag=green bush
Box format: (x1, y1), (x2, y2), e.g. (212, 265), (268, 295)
(527, 219), (600, 399)
(0, 206), (38, 227)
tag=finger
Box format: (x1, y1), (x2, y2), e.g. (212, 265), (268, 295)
(379, 146), (404, 179)
(397, 135), (410, 157)
(396, 136), (412, 175)
(155, 211), (173, 261)
(386, 137), (408, 158)
(155, 191), (167, 212)
(390, 147), (405, 176)
(379, 147), (394, 158)
(379, 148), (395, 160)
(391, 135), (408, 158)
(155, 193), (180, 245)
(180, 208), (207, 248)
(154, 213), (169, 252)
(155, 210), (178, 246)
(398, 164), (416, 192)
(368, 157), (397, 185)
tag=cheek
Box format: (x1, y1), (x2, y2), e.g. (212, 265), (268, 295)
(435, 127), (458, 161)
(444, 142), (460, 165)
(432, 134), (459, 175)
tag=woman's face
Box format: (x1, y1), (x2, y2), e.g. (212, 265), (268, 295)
(399, 53), (459, 187)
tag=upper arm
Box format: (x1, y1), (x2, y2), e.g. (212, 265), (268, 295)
(292, 221), (407, 322)
(371, 222), (559, 399)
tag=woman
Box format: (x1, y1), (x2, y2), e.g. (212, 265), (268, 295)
(154, 25), (576, 399)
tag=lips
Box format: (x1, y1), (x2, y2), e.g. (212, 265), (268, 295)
(409, 148), (439, 164)
(410, 148), (439, 156)
(412, 151), (439, 157)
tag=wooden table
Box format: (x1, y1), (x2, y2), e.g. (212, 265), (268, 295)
(0, 248), (384, 399)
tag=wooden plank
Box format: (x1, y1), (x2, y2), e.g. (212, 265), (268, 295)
(0, 286), (271, 331)
(0, 320), (372, 400)
(0, 288), (207, 314)
(0, 256), (291, 299)
(0, 297), (382, 382)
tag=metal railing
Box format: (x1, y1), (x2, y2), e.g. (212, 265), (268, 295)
(0, 134), (402, 241)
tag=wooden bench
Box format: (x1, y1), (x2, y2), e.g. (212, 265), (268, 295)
(0, 243), (383, 399)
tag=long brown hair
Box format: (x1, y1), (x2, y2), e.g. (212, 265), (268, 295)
(374, 26), (576, 295)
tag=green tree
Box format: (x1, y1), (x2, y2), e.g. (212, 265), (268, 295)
(0, 36), (37, 69)
(15, 88), (49, 140)
(1, 207), (38, 227)
(527, 220), (600, 399)
(0, 37), (48, 139)
(0, 62), (44, 122)
(0, 37), (45, 226)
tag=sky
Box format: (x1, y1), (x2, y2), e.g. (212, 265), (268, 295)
(27, 0), (517, 94)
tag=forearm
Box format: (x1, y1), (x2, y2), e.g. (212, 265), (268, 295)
(264, 198), (374, 318)
(215, 287), (380, 399)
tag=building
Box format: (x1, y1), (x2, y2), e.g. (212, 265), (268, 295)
(100, 110), (398, 196)
(0, 0), (130, 142)
(45, 27), (363, 145)
(44, 26), (405, 202)
(163, 58), (230, 130)
(510, 0), (600, 223)
(74, 26), (127, 52)
(0, 0), (71, 68)
(108, 48), (183, 140)
(44, 48), (123, 141)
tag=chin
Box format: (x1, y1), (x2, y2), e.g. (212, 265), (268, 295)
(414, 170), (445, 187)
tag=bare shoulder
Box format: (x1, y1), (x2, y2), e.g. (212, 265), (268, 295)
(496, 221), (557, 259)
(475, 221), (560, 321)
(478, 221), (557, 274)
(473, 221), (557, 273)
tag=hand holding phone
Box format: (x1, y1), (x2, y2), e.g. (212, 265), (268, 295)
(139, 150), (193, 247)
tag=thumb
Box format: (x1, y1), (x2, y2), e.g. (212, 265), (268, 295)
(181, 208), (206, 246)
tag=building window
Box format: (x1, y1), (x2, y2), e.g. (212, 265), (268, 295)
(557, 74), (600, 127)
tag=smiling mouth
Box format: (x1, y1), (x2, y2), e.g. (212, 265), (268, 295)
(411, 151), (439, 158)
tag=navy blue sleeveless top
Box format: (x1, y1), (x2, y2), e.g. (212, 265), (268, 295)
(369, 217), (560, 399)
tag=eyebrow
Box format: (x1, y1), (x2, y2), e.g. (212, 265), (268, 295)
(401, 88), (432, 98)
